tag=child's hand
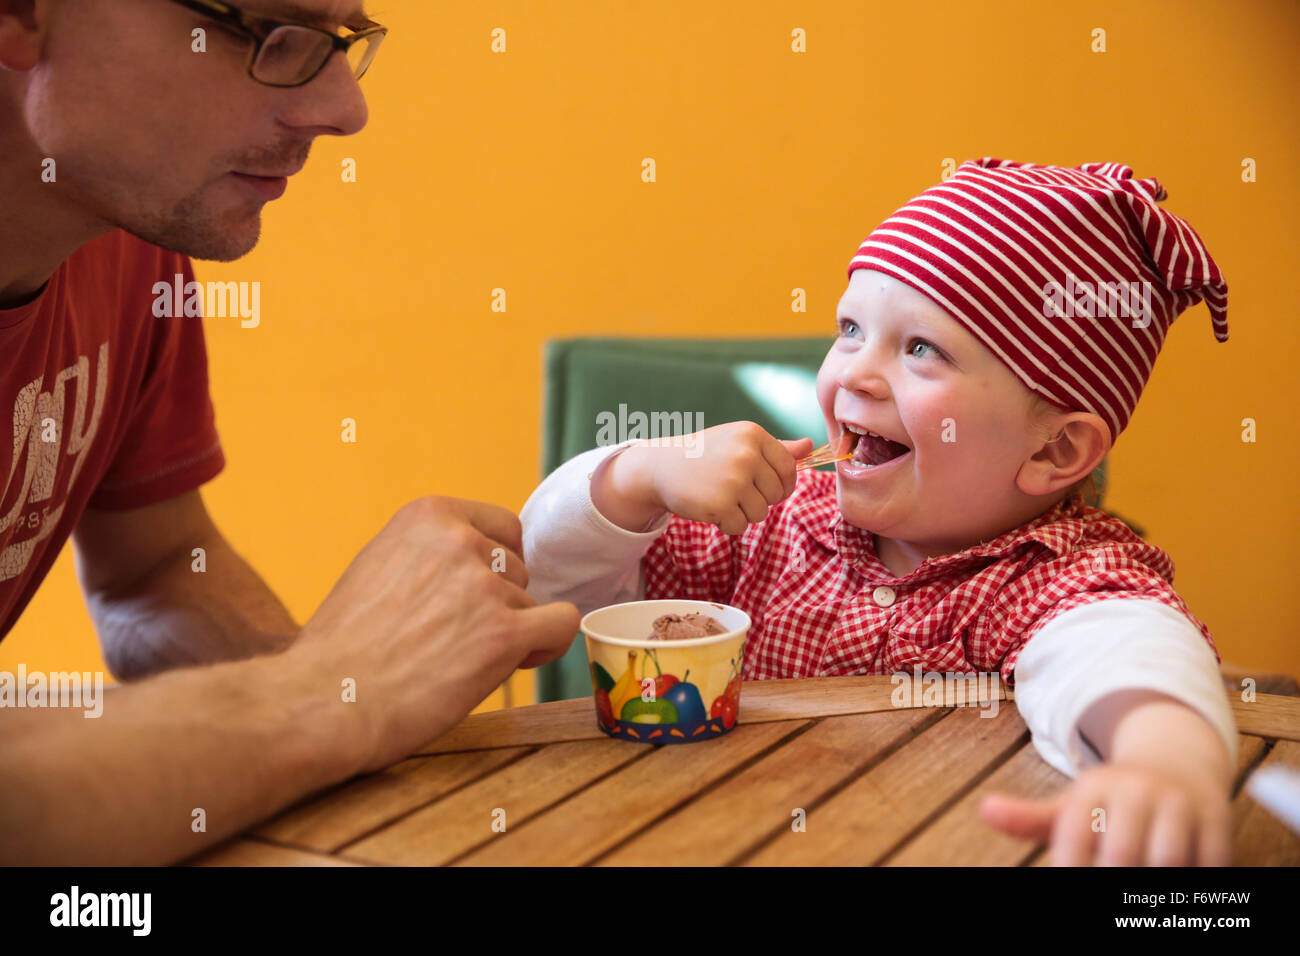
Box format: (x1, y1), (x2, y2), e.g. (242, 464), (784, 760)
(592, 422), (813, 533)
(979, 762), (1232, 865)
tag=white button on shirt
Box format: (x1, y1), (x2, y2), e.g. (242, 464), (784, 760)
(872, 585), (897, 607)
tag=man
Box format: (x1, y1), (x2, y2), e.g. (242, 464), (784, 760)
(0, 0), (579, 865)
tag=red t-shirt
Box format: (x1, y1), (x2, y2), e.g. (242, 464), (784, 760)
(0, 230), (225, 638)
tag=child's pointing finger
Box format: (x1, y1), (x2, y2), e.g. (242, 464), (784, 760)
(978, 791), (1059, 842)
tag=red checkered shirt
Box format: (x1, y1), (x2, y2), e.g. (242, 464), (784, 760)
(641, 469), (1217, 686)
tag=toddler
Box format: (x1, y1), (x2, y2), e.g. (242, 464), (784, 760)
(522, 158), (1237, 866)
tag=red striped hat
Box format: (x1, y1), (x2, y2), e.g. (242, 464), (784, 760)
(847, 158), (1228, 441)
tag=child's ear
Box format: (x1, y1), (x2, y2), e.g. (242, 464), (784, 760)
(0, 1), (42, 74)
(1015, 412), (1110, 497)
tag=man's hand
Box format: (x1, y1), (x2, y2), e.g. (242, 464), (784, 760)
(290, 495), (580, 774)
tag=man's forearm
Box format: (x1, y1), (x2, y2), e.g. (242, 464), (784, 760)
(84, 531), (299, 681)
(0, 646), (368, 865)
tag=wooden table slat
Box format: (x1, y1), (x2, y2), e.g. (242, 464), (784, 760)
(253, 746), (531, 852)
(417, 676), (1008, 754)
(883, 740), (1069, 866)
(417, 698), (597, 754)
(597, 707), (945, 866)
(1230, 739), (1300, 866)
(418, 678), (1299, 755)
(342, 739), (649, 866)
(188, 838), (362, 867)
(452, 721), (809, 866)
(1229, 694), (1300, 743)
(745, 705), (1031, 866)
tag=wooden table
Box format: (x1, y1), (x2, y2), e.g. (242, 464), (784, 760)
(189, 676), (1300, 866)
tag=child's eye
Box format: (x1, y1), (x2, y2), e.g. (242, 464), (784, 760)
(907, 338), (943, 360)
(837, 318), (861, 338)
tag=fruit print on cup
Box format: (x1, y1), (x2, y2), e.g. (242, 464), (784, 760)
(581, 600), (750, 745)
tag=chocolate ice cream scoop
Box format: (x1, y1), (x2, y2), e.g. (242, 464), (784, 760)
(648, 612), (728, 641)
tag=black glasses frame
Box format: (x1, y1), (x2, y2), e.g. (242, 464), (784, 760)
(168, 0), (388, 87)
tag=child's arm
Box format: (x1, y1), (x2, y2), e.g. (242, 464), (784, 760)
(521, 424), (811, 612)
(520, 442), (672, 615)
(982, 694), (1232, 865)
(592, 423), (811, 533)
(1082, 689), (1233, 795)
(980, 599), (1237, 865)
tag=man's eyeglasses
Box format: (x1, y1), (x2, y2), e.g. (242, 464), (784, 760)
(169, 0), (387, 88)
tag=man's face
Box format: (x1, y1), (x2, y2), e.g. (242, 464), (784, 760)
(22, 0), (369, 260)
(816, 269), (1049, 551)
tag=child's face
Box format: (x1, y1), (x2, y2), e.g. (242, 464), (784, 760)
(815, 270), (1049, 551)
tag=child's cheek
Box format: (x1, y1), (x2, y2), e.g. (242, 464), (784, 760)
(906, 392), (966, 454)
(908, 394), (1012, 494)
(814, 358), (840, 427)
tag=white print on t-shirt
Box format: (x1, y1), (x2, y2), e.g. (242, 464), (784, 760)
(0, 341), (108, 582)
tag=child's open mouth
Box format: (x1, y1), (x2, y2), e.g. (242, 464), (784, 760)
(839, 423), (912, 471)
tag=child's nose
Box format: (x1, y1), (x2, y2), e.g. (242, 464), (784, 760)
(837, 347), (892, 398)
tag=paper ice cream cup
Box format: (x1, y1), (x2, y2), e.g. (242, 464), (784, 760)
(581, 600), (750, 744)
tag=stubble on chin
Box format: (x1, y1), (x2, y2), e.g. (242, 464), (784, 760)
(122, 181), (263, 262)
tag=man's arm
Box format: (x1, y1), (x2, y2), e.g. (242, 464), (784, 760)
(73, 490), (298, 680)
(4, 495), (579, 865)
(0, 648), (367, 865)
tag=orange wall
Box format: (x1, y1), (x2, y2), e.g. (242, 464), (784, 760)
(4, 0), (1298, 695)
